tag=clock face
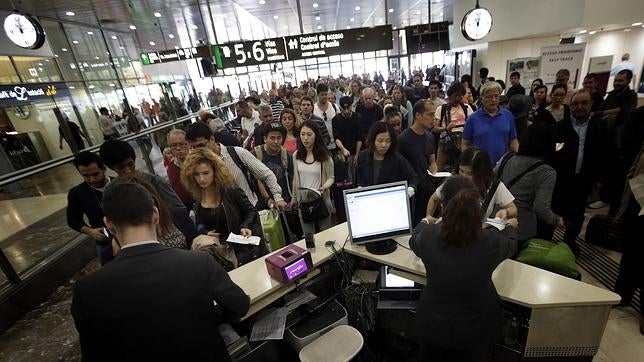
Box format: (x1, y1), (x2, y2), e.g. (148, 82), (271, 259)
(461, 7), (493, 41)
(4, 14), (45, 49)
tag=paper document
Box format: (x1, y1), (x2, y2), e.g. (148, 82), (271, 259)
(250, 307), (288, 341)
(628, 174), (644, 216)
(428, 171), (452, 178)
(485, 218), (507, 231)
(226, 233), (261, 246)
(284, 290), (318, 312)
(218, 324), (241, 346)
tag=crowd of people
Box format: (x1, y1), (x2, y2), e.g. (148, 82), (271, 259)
(66, 59), (643, 360)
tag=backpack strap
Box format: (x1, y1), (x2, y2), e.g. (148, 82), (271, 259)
(496, 152), (516, 180)
(482, 178), (501, 215)
(440, 104), (450, 127)
(254, 145), (263, 162)
(505, 161), (546, 189)
(226, 146), (258, 194)
(279, 147), (288, 171)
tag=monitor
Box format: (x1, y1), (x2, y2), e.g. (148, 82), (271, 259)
(344, 181), (413, 255)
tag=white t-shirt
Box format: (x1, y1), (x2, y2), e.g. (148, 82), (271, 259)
(241, 109), (261, 135)
(297, 160), (322, 191)
(313, 102), (338, 149)
(435, 179), (514, 219)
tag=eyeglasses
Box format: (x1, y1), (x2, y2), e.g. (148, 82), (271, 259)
(483, 94), (500, 100)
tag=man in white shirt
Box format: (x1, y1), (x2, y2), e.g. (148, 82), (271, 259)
(312, 83), (338, 150)
(98, 107), (117, 141)
(235, 100), (261, 138)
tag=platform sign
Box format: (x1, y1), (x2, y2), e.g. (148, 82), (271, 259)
(212, 37), (287, 69)
(140, 45), (211, 65)
(212, 25), (393, 70)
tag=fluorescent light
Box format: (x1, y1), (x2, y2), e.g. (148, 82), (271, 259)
(68, 86), (74, 89)
(109, 83), (115, 87)
(273, 15), (279, 19)
(392, 26), (397, 30)
(38, 63), (43, 66)
(579, 29), (587, 34)
(65, 11), (75, 16)
(87, 31), (94, 35)
(315, 16), (320, 20)
(149, 41), (156, 46)
(95, 56), (100, 60)
(259, 0), (266, 4)
(389, 8), (394, 13)
(61, 48), (68, 52)
(632, 22), (642, 26)
(168, 34), (175, 39)
(154, 12), (162, 17)
(88, 85), (95, 89)
(355, 6), (360, 11)
(174, 46), (180, 49)
(72, 40), (79, 44)
(191, 25), (198, 29)
(119, 46), (125, 49)
(317, 25), (322, 29)
(346, 26), (351, 29)
(350, 17), (354, 22)
(589, 30), (597, 35)
(111, 35), (117, 40)
(313, 3), (318, 8)
(129, 25), (137, 30)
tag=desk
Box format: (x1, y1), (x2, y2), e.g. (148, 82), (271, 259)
(230, 222), (620, 358)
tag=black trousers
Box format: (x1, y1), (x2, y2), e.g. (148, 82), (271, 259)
(560, 175), (590, 255)
(615, 197), (644, 315)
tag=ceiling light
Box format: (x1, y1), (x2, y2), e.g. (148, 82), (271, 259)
(624, 28), (632, 32)
(317, 25), (322, 29)
(95, 56), (100, 60)
(68, 86), (75, 89)
(106, 51), (110, 55)
(578, 29), (587, 34)
(346, 26), (351, 29)
(313, 3), (318, 8)
(168, 34), (175, 39)
(350, 17), (354, 22)
(54, 54), (59, 57)
(315, 16), (320, 20)
(589, 30), (597, 35)
(191, 25), (198, 29)
(259, 0), (266, 4)
(66, 11), (75, 16)
(38, 63), (43, 66)
(130, 25), (137, 30)
(88, 85), (95, 89)
(87, 31), (94, 35)
(355, 6), (360, 11)
(154, 12), (162, 17)
(109, 83), (115, 87)
(72, 40), (79, 44)
(119, 46), (125, 49)
(149, 41), (156, 46)
(174, 46), (180, 49)
(392, 26), (397, 30)
(273, 15), (279, 19)
(389, 8), (394, 13)
(632, 22), (642, 26)
(61, 48), (68, 52)
(111, 35), (117, 40)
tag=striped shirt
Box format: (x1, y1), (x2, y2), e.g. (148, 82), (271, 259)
(269, 101), (284, 123)
(219, 146), (284, 206)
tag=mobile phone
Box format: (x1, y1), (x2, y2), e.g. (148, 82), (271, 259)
(102, 227), (111, 239)
(305, 232), (315, 250)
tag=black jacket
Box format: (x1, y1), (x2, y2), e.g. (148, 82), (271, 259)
(550, 116), (607, 210)
(195, 187), (267, 265)
(66, 181), (106, 235)
(71, 243), (250, 362)
(410, 223), (517, 351)
(355, 150), (418, 190)
(506, 84), (526, 99)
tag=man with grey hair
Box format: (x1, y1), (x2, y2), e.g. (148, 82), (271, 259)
(252, 104), (275, 147)
(165, 129), (192, 209)
(462, 81), (518, 166)
(356, 87), (384, 140)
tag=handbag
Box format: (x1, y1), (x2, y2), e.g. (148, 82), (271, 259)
(440, 130), (461, 157)
(297, 162), (329, 223)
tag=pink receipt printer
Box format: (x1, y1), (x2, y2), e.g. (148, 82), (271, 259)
(265, 245), (313, 283)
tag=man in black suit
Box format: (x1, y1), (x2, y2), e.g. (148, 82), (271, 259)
(67, 151), (113, 265)
(550, 89), (607, 255)
(71, 182), (250, 361)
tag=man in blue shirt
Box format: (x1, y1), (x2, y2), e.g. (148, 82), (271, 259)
(461, 81), (518, 166)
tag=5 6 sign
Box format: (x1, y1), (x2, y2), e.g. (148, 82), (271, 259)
(213, 37), (287, 68)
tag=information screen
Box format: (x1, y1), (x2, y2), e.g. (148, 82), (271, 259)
(140, 45), (211, 65)
(284, 258), (309, 281)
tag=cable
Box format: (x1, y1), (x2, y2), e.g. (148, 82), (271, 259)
(396, 241), (411, 251)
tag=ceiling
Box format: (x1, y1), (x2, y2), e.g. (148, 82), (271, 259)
(1, 0), (453, 56)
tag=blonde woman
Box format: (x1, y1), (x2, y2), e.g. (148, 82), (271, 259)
(181, 147), (267, 265)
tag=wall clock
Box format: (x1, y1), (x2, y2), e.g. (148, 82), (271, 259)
(461, 1), (493, 41)
(4, 13), (46, 49)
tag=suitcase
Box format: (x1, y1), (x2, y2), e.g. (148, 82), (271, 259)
(584, 215), (624, 252)
(332, 180), (354, 224)
(281, 209), (303, 244)
(259, 209), (286, 252)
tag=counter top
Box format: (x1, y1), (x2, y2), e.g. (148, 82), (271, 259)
(229, 222), (619, 318)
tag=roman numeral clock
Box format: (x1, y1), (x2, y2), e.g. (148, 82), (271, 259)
(4, 12), (46, 49)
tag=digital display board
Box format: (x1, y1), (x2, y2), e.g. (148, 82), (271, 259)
(405, 22), (450, 54)
(140, 45), (211, 65)
(212, 25), (393, 69)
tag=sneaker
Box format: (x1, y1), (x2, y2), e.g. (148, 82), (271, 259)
(587, 200), (608, 209)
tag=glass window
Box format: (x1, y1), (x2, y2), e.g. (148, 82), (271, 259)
(41, 20), (82, 82)
(364, 51), (375, 59)
(341, 59), (353, 77)
(63, 23), (118, 81)
(330, 62), (342, 79)
(0, 56), (20, 83)
(12, 56), (62, 83)
(329, 55), (340, 62)
(352, 53), (363, 61)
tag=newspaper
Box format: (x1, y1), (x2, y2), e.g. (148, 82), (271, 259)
(250, 307), (288, 341)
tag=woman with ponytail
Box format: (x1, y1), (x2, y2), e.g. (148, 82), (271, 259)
(410, 176), (518, 361)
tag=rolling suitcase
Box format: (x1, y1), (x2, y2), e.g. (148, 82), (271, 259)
(259, 209), (286, 252)
(332, 180), (353, 223)
(584, 214), (624, 252)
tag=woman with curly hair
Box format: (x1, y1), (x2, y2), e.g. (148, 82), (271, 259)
(181, 147), (267, 265)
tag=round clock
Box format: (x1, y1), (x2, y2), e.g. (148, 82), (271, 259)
(4, 13), (46, 49)
(461, 6), (493, 41)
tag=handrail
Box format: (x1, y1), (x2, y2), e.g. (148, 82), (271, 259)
(0, 102), (234, 187)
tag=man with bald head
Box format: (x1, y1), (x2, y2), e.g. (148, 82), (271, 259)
(355, 87), (384, 139)
(550, 89), (607, 255)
